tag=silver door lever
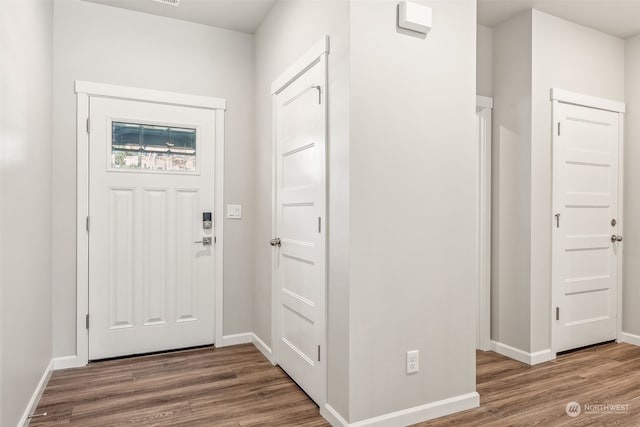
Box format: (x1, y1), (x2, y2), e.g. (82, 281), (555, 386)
(195, 237), (212, 245)
(270, 238), (281, 247)
(611, 234), (623, 242)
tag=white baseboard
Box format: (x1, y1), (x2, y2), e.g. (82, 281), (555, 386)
(491, 341), (555, 366)
(219, 332), (253, 347)
(219, 332), (274, 363)
(321, 392), (479, 427)
(620, 332), (640, 346)
(322, 404), (349, 427)
(250, 333), (274, 364)
(53, 355), (79, 370)
(19, 359), (53, 427)
(530, 349), (555, 365)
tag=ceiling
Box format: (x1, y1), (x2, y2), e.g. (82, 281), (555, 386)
(82, 0), (276, 34)
(478, 0), (640, 39)
(83, 0), (640, 39)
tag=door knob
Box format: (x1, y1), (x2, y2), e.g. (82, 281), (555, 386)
(611, 234), (623, 242)
(194, 236), (212, 245)
(270, 238), (281, 247)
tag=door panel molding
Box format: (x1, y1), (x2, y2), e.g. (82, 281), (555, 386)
(75, 81), (226, 366)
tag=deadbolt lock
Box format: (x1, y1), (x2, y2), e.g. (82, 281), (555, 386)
(611, 218), (617, 227)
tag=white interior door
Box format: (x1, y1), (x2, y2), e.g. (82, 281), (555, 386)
(553, 102), (621, 353)
(273, 57), (326, 405)
(88, 96), (216, 360)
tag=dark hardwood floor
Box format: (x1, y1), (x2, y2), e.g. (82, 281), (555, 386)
(31, 342), (640, 426)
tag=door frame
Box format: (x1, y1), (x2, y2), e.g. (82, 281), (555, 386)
(550, 88), (625, 353)
(75, 81), (226, 366)
(270, 36), (329, 406)
(476, 95), (493, 352)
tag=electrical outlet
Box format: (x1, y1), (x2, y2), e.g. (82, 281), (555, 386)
(406, 350), (419, 374)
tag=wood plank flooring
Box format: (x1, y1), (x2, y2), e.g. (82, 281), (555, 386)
(31, 344), (329, 426)
(421, 342), (640, 426)
(31, 342), (640, 426)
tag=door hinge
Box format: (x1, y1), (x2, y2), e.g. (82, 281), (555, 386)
(317, 345), (321, 362)
(214, 236), (217, 244)
(318, 217), (321, 233)
(86, 216), (90, 232)
(556, 307), (560, 321)
(86, 314), (90, 329)
(555, 213), (560, 228)
(86, 117), (90, 134)
(557, 122), (561, 136)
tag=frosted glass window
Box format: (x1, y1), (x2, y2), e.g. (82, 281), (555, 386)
(111, 122), (196, 172)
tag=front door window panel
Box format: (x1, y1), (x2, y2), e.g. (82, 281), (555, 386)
(111, 122), (196, 172)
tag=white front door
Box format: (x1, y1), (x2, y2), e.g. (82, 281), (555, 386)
(273, 57), (326, 404)
(553, 102), (621, 353)
(88, 96), (216, 360)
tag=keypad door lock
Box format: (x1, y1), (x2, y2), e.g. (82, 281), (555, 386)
(203, 212), (212, 230)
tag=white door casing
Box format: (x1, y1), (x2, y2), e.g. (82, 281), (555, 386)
(476, 96), (493, 352)
(76, 81), (226, 365)
(552, 90), (625, 353)
(271, 37), (328, 406)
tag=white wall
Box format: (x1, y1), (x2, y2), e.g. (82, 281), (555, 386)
(624, 34), (640, 336)
(52, 0), (255, 357)
(491, 11), (532, 351)
(477, 24), (493, 97)
(253, 0), (350, 418)
(348, 0), (477, 421)
(0, 0), (54, 425)
(530, 10), (624, 352)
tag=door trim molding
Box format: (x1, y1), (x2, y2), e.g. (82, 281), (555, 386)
(551, 91), (625, 354)
(270, 37), (329, 408)
(271, 36), (329, 95)
(74, 81), (226, 110)
(476, 96), (492, 352)
(74, 81), (226, 366)
(551, 88), (625, 113)
(617, 112), (625, 343)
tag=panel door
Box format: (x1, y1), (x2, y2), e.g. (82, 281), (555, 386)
(88, 97), (215, 360)
(553, 102), (621, 353)
(274, 57), (326, 405)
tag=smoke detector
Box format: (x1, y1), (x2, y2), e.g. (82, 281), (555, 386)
(151, 0), (181, 6)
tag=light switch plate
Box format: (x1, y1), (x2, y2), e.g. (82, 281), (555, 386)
(227, 204), (242, 219)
